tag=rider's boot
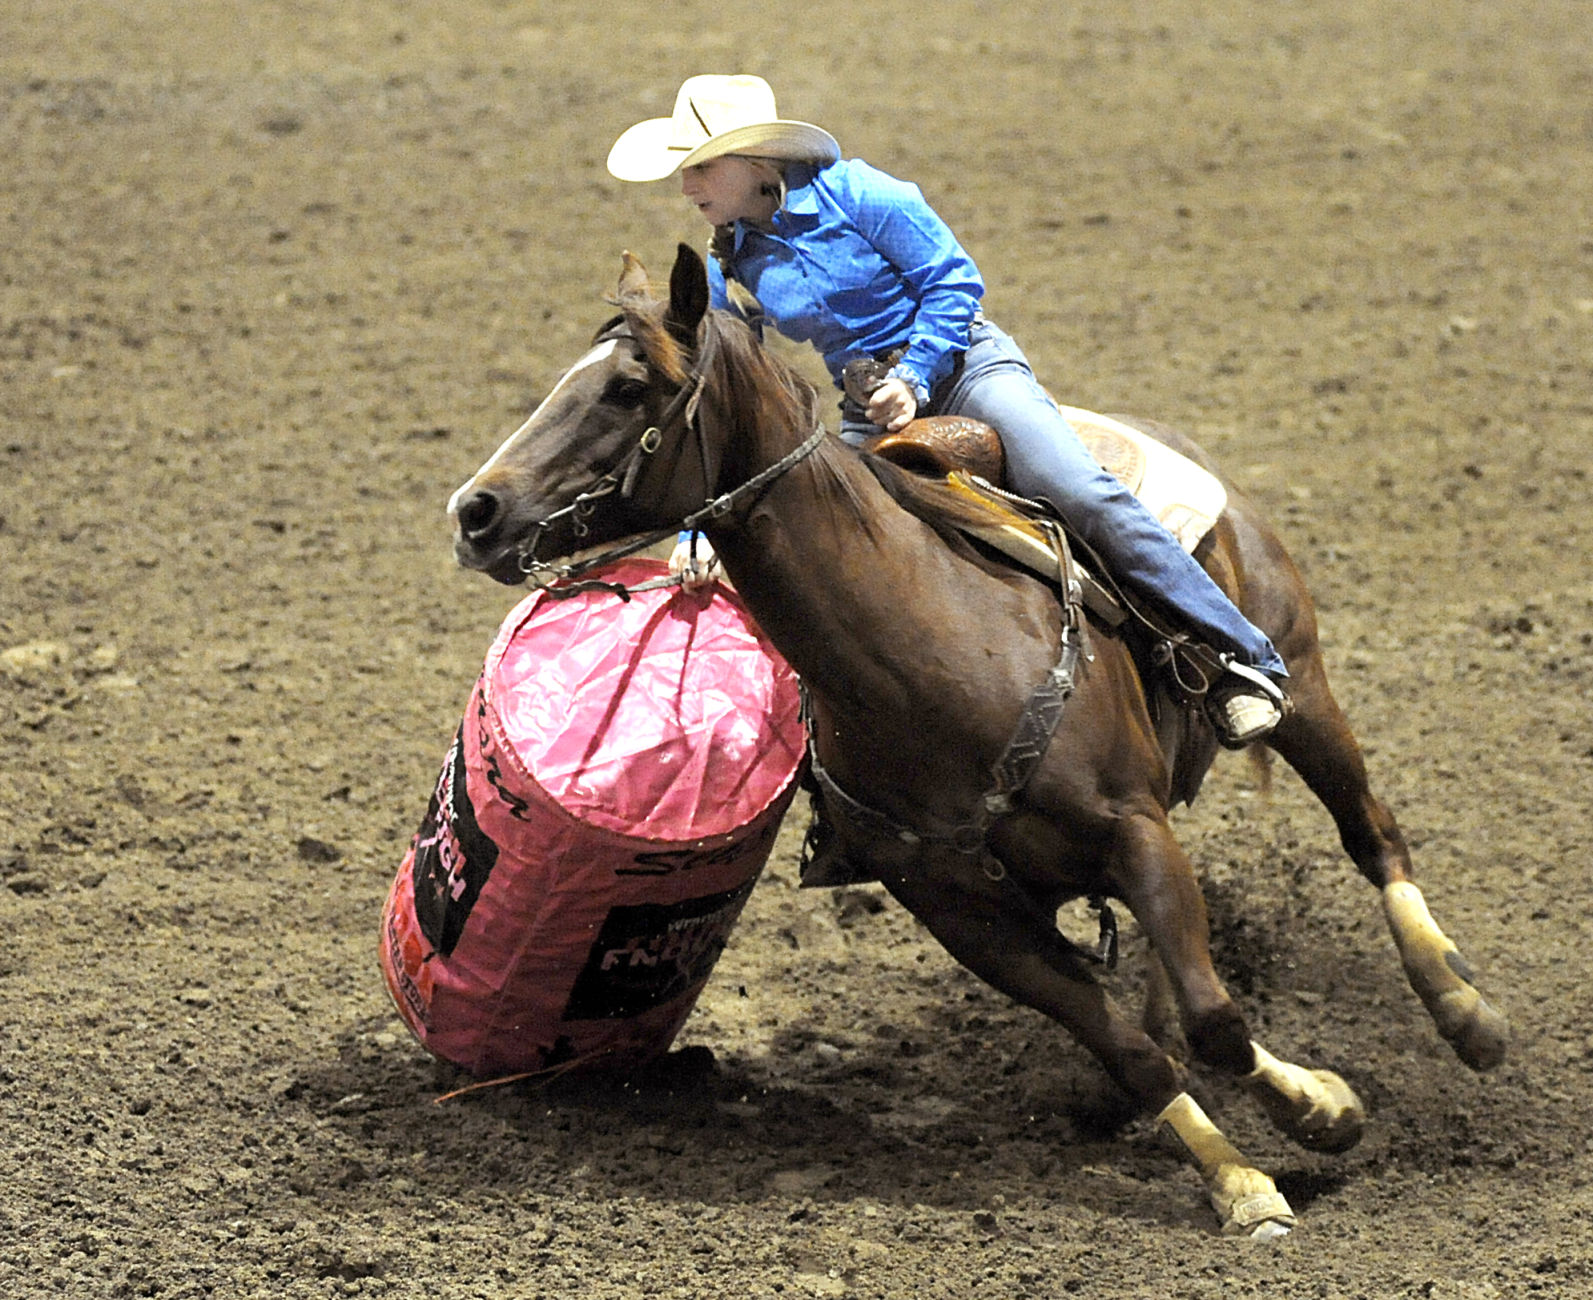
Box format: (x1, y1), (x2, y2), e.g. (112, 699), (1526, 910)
(1207, 656), (1290, 749)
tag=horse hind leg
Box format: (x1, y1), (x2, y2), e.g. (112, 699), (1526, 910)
(1266, 653), (1509, 1072)
(1381, 879), (1508, 1070)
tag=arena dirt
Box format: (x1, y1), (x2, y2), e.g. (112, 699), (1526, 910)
(3, 3), (1590, 1296)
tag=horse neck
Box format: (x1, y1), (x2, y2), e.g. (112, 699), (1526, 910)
(694, 354), (930, 713)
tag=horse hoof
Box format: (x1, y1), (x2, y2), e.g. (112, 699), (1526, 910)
(1295, 1070), (1365, 1154)
(1446, 996), (1510, 1073)
(1219, 1190), (1297, 1240)
(1246, 1057), (1365, 1154)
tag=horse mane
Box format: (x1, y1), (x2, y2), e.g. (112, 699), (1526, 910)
(859, 456), (1034, 556)
(701, 309), (821, 430)
(611, 288), (691, 387)
(703, 310), (1041, 556)
(610, 271), (1020, 551)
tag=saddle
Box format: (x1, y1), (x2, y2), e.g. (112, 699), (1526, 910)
(841, 351), (1228, 556)
(861, 413), (1227, 559)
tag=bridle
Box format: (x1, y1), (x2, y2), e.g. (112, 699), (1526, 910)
(514, 314), (826, 599)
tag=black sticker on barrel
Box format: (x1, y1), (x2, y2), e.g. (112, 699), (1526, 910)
(563, 878), (757, 1020)
(410, 722), (500, 956)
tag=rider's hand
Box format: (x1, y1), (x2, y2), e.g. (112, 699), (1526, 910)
(867, 377), (918, 432)
(669, 535), (720, 592)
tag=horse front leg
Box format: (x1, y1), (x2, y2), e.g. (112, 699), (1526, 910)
(878, 854), (1297, 1239)
(1109, 811), (1366, 1161)
(1267, 652), (1509, 1071)
(1144, 953), (1365, 1155)
(1157, 1093), (1295, 1240)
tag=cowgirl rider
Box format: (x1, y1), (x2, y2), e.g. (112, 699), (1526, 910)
(606, 75), (1288, 747)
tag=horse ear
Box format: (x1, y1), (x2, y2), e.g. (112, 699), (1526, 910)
(666, 242), (709, 336)
(617, 250), (652, 303)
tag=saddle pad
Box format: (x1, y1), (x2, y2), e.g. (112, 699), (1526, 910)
(1059, 407), (1228, 554)
(1075, 420), (1147, 492)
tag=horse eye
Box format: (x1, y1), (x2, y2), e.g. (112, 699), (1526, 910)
(603, 377), (650, 409)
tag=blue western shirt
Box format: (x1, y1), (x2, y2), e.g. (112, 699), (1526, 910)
(707, 158), (985, 405)
(693, 161), (1288, 679)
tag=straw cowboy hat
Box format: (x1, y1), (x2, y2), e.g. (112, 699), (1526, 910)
(607, 74), (840, 182)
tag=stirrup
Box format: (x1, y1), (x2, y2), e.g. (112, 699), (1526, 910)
(1216, 654), (1287, 703)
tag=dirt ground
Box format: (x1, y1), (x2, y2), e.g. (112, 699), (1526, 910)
(3, 2), (1591, 1296)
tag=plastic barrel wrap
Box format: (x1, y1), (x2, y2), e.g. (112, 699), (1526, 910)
(380, 558), (804, 1078)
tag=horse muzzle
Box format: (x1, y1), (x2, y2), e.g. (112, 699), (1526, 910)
(450, 486), (535, 584)
(452, 534), (527, 586)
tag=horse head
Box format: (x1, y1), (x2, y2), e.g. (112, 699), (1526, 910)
(448, 247), (715, 585)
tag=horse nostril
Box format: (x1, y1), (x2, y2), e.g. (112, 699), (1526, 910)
(456, 490), (501, 541)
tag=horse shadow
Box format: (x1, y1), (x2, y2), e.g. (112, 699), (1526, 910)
(279, 989), (1402, 1231)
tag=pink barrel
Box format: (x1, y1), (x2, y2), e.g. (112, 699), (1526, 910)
(380, 558), (804, 1079)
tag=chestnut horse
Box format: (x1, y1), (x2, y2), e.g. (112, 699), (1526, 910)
(447, 244), (1507, 1237)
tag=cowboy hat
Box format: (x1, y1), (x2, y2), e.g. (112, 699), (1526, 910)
(606, 74), (840, 182)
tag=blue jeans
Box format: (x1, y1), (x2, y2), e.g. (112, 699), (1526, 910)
(842, 320), (1288, 678)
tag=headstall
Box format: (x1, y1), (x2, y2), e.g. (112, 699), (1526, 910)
(513, 319), (825, 599)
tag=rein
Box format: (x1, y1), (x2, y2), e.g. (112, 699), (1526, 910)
(515, 319), (826, 599)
